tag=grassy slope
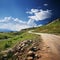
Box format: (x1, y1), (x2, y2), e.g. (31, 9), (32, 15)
(0, 31), (25, 39)
(0, 30), (39, 51)
(34, 18), (60, 34)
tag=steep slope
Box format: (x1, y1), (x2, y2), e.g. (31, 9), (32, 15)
(34, 18), (60, 34)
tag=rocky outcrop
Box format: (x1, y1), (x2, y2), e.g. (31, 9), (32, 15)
(1, 39), (42, 60)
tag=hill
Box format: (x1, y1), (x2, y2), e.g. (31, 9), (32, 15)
(34, 18), (60, 35)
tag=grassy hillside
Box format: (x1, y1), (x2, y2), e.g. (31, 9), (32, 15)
(0, 30), (39, 51)
(34, 18), (60, 34)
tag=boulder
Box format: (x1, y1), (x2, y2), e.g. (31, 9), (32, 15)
(28, 40), (33, 43)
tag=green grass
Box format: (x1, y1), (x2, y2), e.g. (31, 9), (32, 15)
(0, 31), (38, 51)
(0, 30), (41, 60)
(34, 18), (60, 35)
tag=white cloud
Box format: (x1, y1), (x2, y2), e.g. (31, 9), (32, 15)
(44, 4), (48, 6)
(26, 9), (39, 14)
(27, 9), (52, 21)
(0, 17), (36, 31)
(0, 9), (52, 31)
(27, 19), (37, 27)
(0, 17), (26, 24)
(0, 23), (32, 31)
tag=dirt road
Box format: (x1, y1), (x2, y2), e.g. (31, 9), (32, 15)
(28, 31), (60, 60)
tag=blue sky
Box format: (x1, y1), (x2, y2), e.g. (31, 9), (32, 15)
(0, 0), (60, 31)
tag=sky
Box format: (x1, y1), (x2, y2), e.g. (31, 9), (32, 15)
(0, 0), (60, 31)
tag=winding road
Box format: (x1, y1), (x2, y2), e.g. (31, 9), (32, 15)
(28, 30), (60, 60)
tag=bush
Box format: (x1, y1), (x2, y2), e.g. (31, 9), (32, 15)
(20, 36), (23, 38)
(4, 43), (10, 49)
(4, 36), (8, 39)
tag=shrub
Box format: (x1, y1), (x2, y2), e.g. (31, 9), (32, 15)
(4, 43), (10, 49)
(7, 50), (14, 58)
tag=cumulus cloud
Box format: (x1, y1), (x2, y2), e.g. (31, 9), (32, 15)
(0, 17), (36, 31)
(26, 9), (39, 14)
(0, 9), (52, 31)
(27, 9), (52, 21)
(0, 23), (32, 31)
(0, 17), (26, 24)
(27, 19), (37, 27)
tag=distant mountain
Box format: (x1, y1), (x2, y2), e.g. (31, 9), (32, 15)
(0, 29), (13, 32)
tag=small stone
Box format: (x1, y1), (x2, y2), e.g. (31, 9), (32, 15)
(21, 43), (25, 47)
(30, 47), (38, 52)
(21, 48), (24, 51)
(29, 40), (32, 43)
(27, 51), (35, 58)
(35, 54), (40, 59)
(14, 52), (18, 56)
(17, 46), (21, 50)
(28, 51), (34, 56)
(27, 57), (33, 60)
(3, 54), (7, 57)
(35, 54), (38, 57)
